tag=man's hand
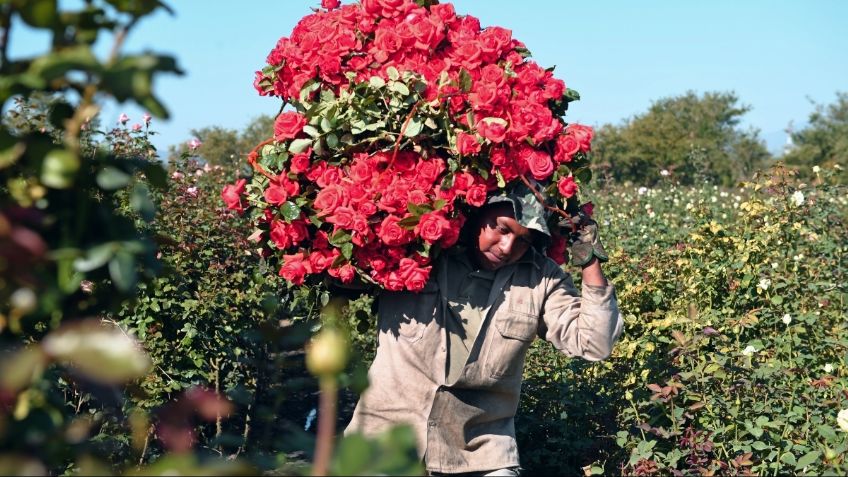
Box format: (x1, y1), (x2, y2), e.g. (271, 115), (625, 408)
(560, 212), (609, 267)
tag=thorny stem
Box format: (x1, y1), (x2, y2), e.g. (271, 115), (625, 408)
(518, 174), (578, 231)
(312, 376), (339, 477)
(247, 137), (278, 180)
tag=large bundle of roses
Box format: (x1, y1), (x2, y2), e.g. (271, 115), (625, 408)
(222, 0), (595, 292)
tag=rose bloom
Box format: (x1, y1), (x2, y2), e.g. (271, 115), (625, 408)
(329, 263), (357, 283)
(221, 179), (247, 213)
(264, 181), (288, 205)
(274, 111), (307, 141)
(269, 220), (292, 249)
(554, 134), (580, 164)
(567, 124), (594, 152)
(290, 151), (312, 174)
(321, 0), (340, 9)
(547, 233), (567, 265)
(465, 184), (488, 207)
(415, 211), (450, 243)
(525, 148), (554, 181)
(476, 118), (507, 143)
(378, 215), (414, 246)
(279, 253), (312, 285)
(558, 176), (579, 198)
(456, 132), (482, 156)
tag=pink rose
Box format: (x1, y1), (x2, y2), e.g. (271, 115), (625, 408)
(476, 118), (507, 143)
(221, 179), (247, 213)
(465, 184), (488, 207)
(456, 132), (481, 156)
(274, 112), (307, 141)
(558, 176), (578, 198)
(525, 148), (554, 181)
(415, 211), (450, 243)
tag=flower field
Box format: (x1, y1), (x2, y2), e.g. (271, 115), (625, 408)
(513, 165), (848, 475)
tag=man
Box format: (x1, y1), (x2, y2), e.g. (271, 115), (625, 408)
(346, 181), (623, 476)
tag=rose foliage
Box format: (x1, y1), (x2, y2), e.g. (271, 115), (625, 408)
(224, 0), (596, 291)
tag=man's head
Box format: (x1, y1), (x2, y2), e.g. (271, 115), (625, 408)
(471, 202), (535, 271)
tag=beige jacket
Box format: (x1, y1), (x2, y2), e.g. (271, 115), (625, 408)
(345, 248), (623, 474)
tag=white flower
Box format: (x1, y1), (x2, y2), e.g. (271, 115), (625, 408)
(838, 409), (848, 433)
(824, 363), (834, 374)
(758, 278), (771, 290)
(142, 112), (152, 125)
(638, 186), (648, 195)
(118, 113), (129, 124)
(660, 169), (670, 176)
(781, 314), (792, 325)
(813, 165), (821, 173)
(186, 186), (199, 198)
(188, 138), (202, 150)
(742, 345), (757, 356)
(791, 190), (805, 207)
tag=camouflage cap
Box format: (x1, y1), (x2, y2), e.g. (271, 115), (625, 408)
(486, 179), (553, 237)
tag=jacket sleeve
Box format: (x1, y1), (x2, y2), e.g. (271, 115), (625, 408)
(538, 260), (623, 361)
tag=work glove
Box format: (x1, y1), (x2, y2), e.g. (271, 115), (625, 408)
(559, 211), (608, 267)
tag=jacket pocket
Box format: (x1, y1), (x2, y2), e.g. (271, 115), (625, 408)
(486, 312), (538, 378)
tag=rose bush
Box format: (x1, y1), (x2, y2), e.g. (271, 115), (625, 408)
(225, 0), (596, 291)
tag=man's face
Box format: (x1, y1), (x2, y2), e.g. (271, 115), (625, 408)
(473, 203), (534, 271)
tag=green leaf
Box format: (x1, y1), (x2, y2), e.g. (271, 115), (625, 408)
(330, 230), (352, 246)
(386, 66), (400, 81)
(751, 441), (770, 451)
(326, 133), (339, 149)
(289, 138), (313, 154)
(74, 243), (116, 272)
(780, 453), (796, 466)
(130, 184), (156, 222)
(109, 251), (137, 292)
(770, 295), (784, 305)
(389, 81), (410, 96)
(369, 76), (386, 89)
(96, 166), (132, 190)
(281, 201), (301, 221)
(397, 216), (419, 229)
(458, 68), (472, 93)
(575, 167), (593, 184)
(795, 451), (820, 470)
(303, 125), (321, 138)
(403, 117), (423, 137)
(14, 0), (58, 28)
(41, 149), (80, 189)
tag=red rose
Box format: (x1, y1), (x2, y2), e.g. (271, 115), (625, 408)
(329, 263), (356, 283)
(456, 132), (482, 156)
(465, 184), (488, 207)
(327, 206), (356, 229)
(415, 211), (450, 243)
(414, 158), (445, 188)
(382, 271), (405, 291)
(554, 134), (580, 163)
(290, 150), (312, 174)
(439, 216), (465, 248)
(372, 28), (402, 63)
(546, 233), (567, 265)
(581, 201), (594, 217)
(452, 171), (475, 193)
(378, 215), (414, 246)
(313, 185), (348, 216)
(321, 0), (340, 10)
(270, 220), (291, 249)
(279, 253), (312, 285)
(221, 179), (247, 213)
(429, 3), (456, 23)
(468, 81), (500, 111)
(264, 181), (288, 206)
(489, 147), (507, 166)
(274, 111), (307, 141)
(289, 220), (310, 246)
(558, 176), (578, 198)
(525, 148), (554, 181)
(349, 159), (375, 184)
(309, 250), (333, 273)
(476, 117), (507, 143)
(567, 124), (594, 152)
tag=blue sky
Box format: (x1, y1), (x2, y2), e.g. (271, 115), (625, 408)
(11, 0), (848, 155)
